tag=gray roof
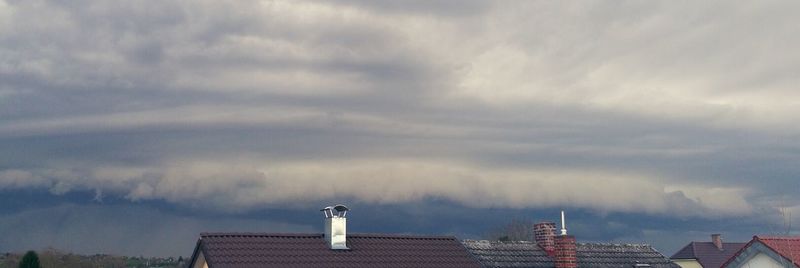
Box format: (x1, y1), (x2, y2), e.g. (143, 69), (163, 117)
(670, 242), (746, 268)
(462, 240), (680, 268)
(189, 233), (483, 268)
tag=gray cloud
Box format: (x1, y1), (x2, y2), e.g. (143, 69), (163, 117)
(1, 0), (800, 224)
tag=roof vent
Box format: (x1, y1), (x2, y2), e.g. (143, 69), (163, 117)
(321, 204), (349, 250)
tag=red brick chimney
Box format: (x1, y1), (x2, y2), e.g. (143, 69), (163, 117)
(534, 222), (557, 256)
(554, 235), (577, 268)
(712, 234), (723, 250)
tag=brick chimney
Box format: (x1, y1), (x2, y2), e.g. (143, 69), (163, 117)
(534, 222), (557, 256)
(712, 234), (723, 250)
(554, 235), (577, 268)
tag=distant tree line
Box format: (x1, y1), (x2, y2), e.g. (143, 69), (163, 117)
(484, 218), (535, 241)
(0, 249), (186, 268)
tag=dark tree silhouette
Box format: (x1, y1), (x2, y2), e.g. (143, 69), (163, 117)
(19, 251), (41, 268)
(484, 218), (535, 241)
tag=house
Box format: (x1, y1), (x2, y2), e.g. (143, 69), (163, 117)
(721, 235), (800, 268)
(188, 204), (482, 268)
(463, 220), (679, 268)
(670, 234), (746, 268)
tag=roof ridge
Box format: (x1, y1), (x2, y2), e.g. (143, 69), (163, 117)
(721, 237), (759, 268)
(757, 235), (800, 240)
(349, 233), (458, 240)
(462, 240), (536, 244)
(200, 232), (324, 238)
(199, 232), (458, 240)
(577, 242), (653, 247)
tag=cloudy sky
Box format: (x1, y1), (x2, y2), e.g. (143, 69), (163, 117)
(2, 0), (800, 257)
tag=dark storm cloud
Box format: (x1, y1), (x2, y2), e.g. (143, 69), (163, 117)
(0, 202), (312, 256)
(2, 0), (800, 256)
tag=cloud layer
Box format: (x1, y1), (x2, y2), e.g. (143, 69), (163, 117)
(2, 0), (800, 223)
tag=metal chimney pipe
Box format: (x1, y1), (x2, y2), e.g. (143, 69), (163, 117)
(321, 204), (349, 250)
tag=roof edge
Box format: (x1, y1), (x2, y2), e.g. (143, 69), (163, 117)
(199, 232), (460, 240)
(187, 238), (203, 268)
(719, 236), (799, 268)
(465, 239), (656, 248)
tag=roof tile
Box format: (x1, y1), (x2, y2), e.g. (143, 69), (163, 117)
(670, 242), (746, 268)
(194, 233), (482, 268)
(462, 240), (679, 268)
(756, 236), (800, 266)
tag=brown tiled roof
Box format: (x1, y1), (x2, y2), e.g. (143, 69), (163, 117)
(722, 236), (800, 268)
(670, 242), (746, 268)
(189, 232), (483, 268)
(757, 236), (800, 265)
(463, 240), (679, 268)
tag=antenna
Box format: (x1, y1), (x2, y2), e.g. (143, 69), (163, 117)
(560, 210), (567, 235)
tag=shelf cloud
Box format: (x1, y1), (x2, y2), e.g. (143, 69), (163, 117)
(2, 0), (800, 253)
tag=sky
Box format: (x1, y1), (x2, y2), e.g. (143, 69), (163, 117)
(1, 0), (800, 258)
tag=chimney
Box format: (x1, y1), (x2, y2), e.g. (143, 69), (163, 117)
(553, 210), (577, 268)
(554, 235), (578, 268)
(321, 204), (349, 250)
(534, 222), (557, 256)
(712, 234), (723, 250)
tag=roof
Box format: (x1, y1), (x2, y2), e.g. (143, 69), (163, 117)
(757, 236), (800, 265)
(189, 232), (483, 268)
(722, 236), (800, 268)
(670, 242), (747, 268)
(463, 240), (679, 268)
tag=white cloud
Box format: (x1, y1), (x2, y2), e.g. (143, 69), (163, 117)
(665, 185), (753, 216)
(0, 158), (753, 218)
(444, 1), (800, 130)
(0, 169), (47, 188)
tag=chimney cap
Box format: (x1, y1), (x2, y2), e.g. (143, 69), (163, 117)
(321, 204), (349, 212)
(321, 204), (349, 218)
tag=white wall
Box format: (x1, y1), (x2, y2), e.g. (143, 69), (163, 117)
(192, 252), (209, 268)
(740, 252), (790, 268)
(672, 259), (703, 268)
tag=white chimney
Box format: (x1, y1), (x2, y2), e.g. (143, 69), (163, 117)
(560, 210), (567, 235)
(321, 204), (349, 250)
